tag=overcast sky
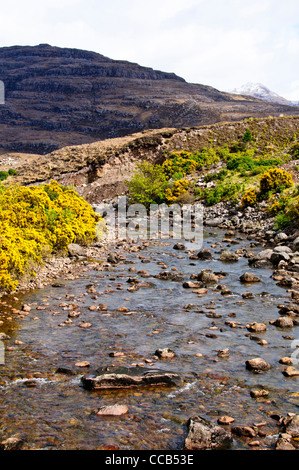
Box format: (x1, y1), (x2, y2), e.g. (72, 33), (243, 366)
(1, 0), (299, 100)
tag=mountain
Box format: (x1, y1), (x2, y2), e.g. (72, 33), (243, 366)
(1, 45), (299, 154)
(231, 82), (298, 106)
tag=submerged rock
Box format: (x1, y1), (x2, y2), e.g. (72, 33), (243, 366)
(81, 366), (180, 390)
(184, 416), (232, 450)
(95, 404), (129, 416)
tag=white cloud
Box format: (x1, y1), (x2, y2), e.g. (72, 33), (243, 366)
(0, 0), (299, 100)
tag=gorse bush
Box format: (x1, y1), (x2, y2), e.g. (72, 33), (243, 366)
(162, 149), (220, 178)
(259, 168), (293, 196)
(164, 179), (191, 202)
(241, 188), (258, 208)
(0, 181), (99, 292)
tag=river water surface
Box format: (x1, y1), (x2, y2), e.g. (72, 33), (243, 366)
(0, 228), (298, 450)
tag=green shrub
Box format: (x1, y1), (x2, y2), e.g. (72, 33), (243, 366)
(125, 161), (169, 208)
(242, 129), (253, 142)
(204, 181), (243, 206)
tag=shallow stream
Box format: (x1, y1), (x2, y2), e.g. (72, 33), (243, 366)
(0, 228), (298, 450)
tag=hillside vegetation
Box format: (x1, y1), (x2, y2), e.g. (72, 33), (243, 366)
(125, 120), (299, 229)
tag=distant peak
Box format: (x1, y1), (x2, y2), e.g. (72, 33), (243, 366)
(230, 82), (296, 106)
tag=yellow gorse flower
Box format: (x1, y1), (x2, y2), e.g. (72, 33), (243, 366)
(0, 181), (99, 292)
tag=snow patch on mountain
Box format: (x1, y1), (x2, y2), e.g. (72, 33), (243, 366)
(230, 82), (298, 106)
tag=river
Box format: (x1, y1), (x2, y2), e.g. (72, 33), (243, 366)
(0, 227), (298, 450)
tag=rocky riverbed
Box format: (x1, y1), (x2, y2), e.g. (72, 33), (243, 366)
(0, 208), (299, 450)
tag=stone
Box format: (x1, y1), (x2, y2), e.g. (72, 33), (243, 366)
(0, 332), (10, 340)
(196, 270), (218, 284)
(155, 348), (176, 359)
(68, 243), (87, 258)
(173, 243), (185, 251)
(272, 317), (294, 328)
(107, 253), (120, 264)
(217, 416), (235, 425)
(183, 281), (203, 289)
(197, 248), (213, 260)
(75, 361), (90, 367)
(240, 272), (261, 283)
(274, 232), (288, 242)
(79, 322), (92, 328)
(246, 322), (267, 333)
(155, 271), (183, 281)
(219, 250), (239, 262)
(245, 357), (271, 373)
(250, 389), (269, 398)
(231, 426), (257, 438)
(0, 435), (24, 450)
(184, 416), (232, 450)
(282, 366), (299, 377)
(273, 245), (292, 253)
(279, 357), (293, 365)
(282, 414), (299, 437)
(21, 304), (31, 312)
(205, 218), (225, 227)
(270, 252), (290, 266)
(82, 366), (180, 390)
(95, 404), (129, 416)
(275, 434), (296, 450)
(216, 349), (230, 358)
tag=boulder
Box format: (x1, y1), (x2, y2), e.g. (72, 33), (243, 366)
(184, 416), (232, 450)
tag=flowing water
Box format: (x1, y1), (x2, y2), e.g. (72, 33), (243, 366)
(0, 228), (298, 450)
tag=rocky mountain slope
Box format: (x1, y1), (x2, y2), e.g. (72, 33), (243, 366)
(1, 44), (299, 154)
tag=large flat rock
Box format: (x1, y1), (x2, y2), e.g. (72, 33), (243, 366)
(81, 366), (180, 390)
